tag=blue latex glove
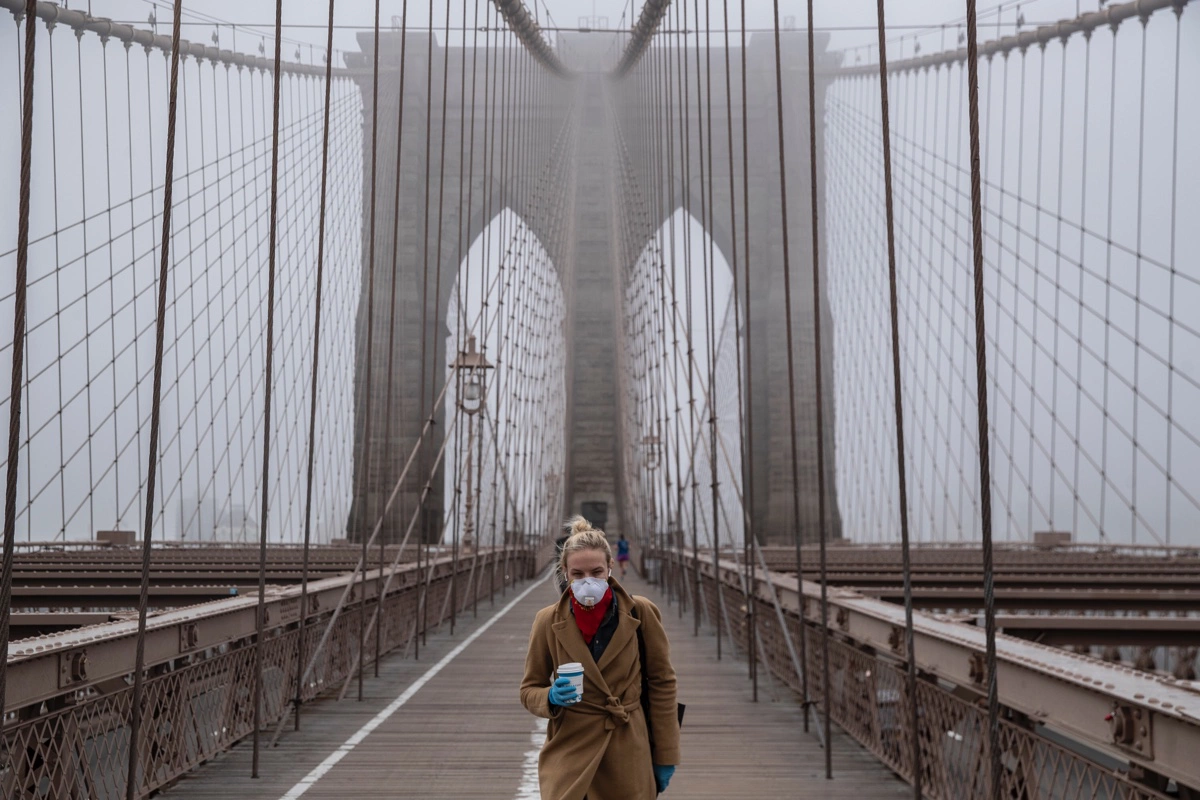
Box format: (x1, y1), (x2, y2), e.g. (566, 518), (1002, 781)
(653, 764), (675, 793)
(548, 676), (578, 707)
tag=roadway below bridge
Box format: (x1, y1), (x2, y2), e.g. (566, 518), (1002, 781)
(159, 569), (906, 798)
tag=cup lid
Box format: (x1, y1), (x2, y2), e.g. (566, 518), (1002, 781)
(557, 662), (584, 673)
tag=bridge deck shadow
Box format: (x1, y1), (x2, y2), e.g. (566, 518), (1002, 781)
(159, 569), (907, 798)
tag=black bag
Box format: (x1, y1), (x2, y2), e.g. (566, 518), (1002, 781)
(630, 603), (685, 752)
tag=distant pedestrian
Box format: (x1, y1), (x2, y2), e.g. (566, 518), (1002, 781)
(521, 516), (681, 798)
(615, 534), (631, 578)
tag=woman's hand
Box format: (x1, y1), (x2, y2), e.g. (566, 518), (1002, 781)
(653, 764), (675, 793)
(547, 676), (578, 707)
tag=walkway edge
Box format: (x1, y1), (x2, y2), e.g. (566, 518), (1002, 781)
(278, 573), (548, 800)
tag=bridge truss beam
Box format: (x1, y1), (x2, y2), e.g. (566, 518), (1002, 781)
(668, 548), (1200, 796)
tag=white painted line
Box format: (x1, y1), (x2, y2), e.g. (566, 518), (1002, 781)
(279, 575), (547, 800)
(514, 718), (548, 799)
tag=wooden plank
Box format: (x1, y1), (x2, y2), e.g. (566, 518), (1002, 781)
(161, 570), (907, 798)
(622, 570), (908, 798)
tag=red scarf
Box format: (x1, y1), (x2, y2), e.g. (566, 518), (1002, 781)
(570, 587), (614, 644)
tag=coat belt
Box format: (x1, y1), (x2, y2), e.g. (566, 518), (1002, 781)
(573, 695), (641, 731)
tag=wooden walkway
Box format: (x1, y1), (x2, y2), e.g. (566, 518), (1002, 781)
(161, 570), (907, 799)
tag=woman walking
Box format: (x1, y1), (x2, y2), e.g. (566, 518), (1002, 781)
(520, 517), (681, 799)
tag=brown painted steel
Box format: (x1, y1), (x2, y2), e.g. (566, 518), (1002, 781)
(0, 549), (533, 799)
(663, 548), (1200, 796)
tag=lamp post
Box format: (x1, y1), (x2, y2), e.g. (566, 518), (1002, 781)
(451, 335), (493, 553)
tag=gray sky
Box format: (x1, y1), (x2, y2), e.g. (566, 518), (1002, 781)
(1, 0), (1196, 547)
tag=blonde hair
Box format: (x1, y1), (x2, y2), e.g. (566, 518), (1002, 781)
(558, 516), (613, 583)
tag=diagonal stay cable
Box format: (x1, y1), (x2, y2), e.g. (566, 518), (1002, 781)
(268, 102), (580, 741)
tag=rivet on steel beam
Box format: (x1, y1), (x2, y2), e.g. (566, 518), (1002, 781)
(71, 650), (89, 682)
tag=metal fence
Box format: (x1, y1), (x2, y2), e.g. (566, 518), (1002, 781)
(1, 549), (533, 799)
(663, 549), (1190, 800)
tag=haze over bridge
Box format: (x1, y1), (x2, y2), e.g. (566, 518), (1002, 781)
(0, 0), (1198, 797)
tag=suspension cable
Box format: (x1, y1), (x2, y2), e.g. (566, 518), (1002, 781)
(291, 0), (338, 732)
(772, 0), (833, 773)
(250, 0), (287, 776)
(962, 0), (1002, 795)
(0, 0), (37, 729)
(377, 0), (411, 677)
(126, 2), (184, 797)
(872, 0), (921, 794)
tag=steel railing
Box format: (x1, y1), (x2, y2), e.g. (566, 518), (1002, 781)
(660, 547), (1200, 799)
(0, 548), (534, 799)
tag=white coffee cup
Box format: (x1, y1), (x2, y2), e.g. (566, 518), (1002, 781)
(557, 662), (584, 704)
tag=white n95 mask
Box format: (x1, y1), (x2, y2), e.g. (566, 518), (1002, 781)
(570, 576), (609, 607)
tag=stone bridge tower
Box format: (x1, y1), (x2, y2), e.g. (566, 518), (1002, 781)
(346, 28), (841, 547)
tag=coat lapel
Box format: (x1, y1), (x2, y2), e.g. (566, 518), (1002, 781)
(597, 609), (639, 672)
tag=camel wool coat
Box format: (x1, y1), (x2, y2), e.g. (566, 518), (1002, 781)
(520, 578), (680, 800)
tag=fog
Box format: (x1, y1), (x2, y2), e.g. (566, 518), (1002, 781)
(1, 0), (1196, 546)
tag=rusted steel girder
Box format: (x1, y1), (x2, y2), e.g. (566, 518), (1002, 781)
(860, 585), (1200, 612)
(989, 615), (1200, 649)
(2, 550), (523, 715)
(822, 573), (1200, 590)
(9, 584), (245, 609)
(491, 0), (567, 76)
(686, 551), (1200, 793)
(2, 549), (533, 800)
(613, 0), (671, 77)
(759, 542), (1200, 568)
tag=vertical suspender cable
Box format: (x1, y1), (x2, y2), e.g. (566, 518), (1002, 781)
(654, 41), (673, 593)
(671, 0), (688, 620)
(793, 0), (833, 775)
(872, 0), (921, 794)
(701, 0), (723, 660)
(0, 0), (38, 732)
(358, 0), (383, 703)
(432, 0), (453, 633)
(739, 0), (757, 700)
(251, 0), (286, 776)
(719, 0), (760, 696)
(680, 0), (700, 637)
(293, 0), (338, 732)
(495, 32), (512, 598)
(461, 0), (481, 621)
(962, 1), (1001, 796)
(482, 3), (497, 607)
(768, 0), (816, 734)
(417, 0), (437, 650)
(663, 9), (683, 615)
(127, 2), (184, 797)
(1165, 1), (1182, 548)
(379, 0), (411, 678)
